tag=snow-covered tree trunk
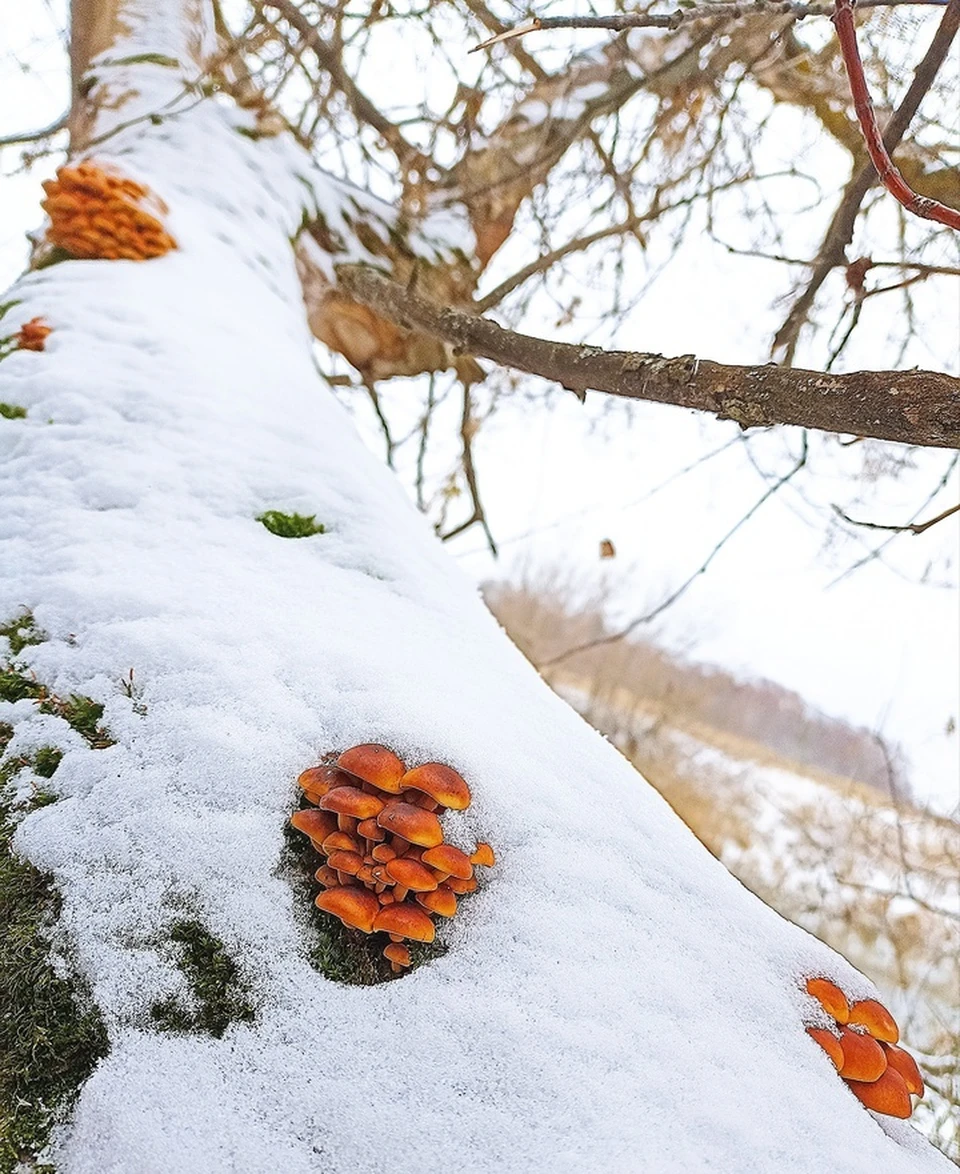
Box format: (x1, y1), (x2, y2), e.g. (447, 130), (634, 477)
(0, 3), (951, 1171)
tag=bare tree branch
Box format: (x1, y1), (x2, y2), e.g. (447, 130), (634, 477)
(261, 0), (434, 170)
(0, 113), (68, 148)
(832, 501), (960, 535)
(472, 0), (951, 47)
(538, 434), (809, 666)
(772, 0), (960, 359)
(340, 268), (960, 449)
(831, 0), (960, 228)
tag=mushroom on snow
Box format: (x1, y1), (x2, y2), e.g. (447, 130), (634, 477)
(291, 745), (494, 972)
(802, 976), (924, 1121)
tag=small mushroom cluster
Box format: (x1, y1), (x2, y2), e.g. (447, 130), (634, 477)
(41, 162), (176, 261)
(291, 743), (495, 972)
(14, 317), (52, 352)
(805, 977), (924, 1119)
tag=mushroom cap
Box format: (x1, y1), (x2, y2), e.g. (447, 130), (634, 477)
(837, 1026), (887, 1083)
(320, 786), (385, 821)
(321, 831), (361, 856)
(445, 875), (478, 894)
(846, 1067), (912, 1118)
(384, 942), (411, 967)
(882, 1044), (924, 1096)
(421, 844), (474, 880)
(470, 842), (496, 868)
(399, 762), (472, 810)
(373, 902), (436, 942)
(337, 744), (407, 793)
(314, 865), (340, 888)
(298, 764), (354, 803)
(356, 817), (385, 842)
(290, 808), (338, 843)
(377, 801), (443, 848)
(372, 844), (397, 863)
(327, 849), (365, 876)
(806, 1027), (843, 1071)
(386, 857), (439, 892)
(847, 999), (899, 1045)
(417, 886), (458, 917)
(805, 977), (850, 1025)
(315, 886), (380, 933)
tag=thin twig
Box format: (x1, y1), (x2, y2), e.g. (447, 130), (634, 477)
(0, 113), (69, 148)
(439, 385), (498, 555)
(831, 0), (960, 228)
(831, 500), (960, 535)
(537, 434), (809, 666)
(471, 0), (950, 49)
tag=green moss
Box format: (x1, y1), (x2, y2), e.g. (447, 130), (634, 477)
(0, 670), (44, 705)
(0, 612), (46, 658)
(0, 796), (109, 1174)
(0, 403), (27, 420)
(0, 614), (112, 750)
(281, 816), (447, 985)
(256, 511), (325, 539)
(40, 695), (112, 749)
(150, 921), (254, 1039)
(31, 749), (63, 780)
(0, 725), (13, 755)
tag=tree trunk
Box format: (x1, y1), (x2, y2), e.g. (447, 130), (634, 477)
(0, 3), (949, 1170)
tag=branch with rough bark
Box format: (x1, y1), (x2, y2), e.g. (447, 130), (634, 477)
(339, 267), (960, 449)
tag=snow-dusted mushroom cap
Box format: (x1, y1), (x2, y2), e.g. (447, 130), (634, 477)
(847, 1069), (913, 1118)
(376, 800), (443, 848)
(315, 887), (380, 934)
(399, 762), (472, 810)
(373, 903), (436, 942)
(417, 887), (458, 918)
(385, 857), (439, 892)
(337, 744), (407, 793)
(848, 999), (899, 1045)
(320, 785), (385, 821)
(421, 844), (473, 880)
(805, 977), (850, 1024)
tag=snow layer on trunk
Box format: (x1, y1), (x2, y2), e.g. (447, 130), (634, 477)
(0, 23), (951, 1174)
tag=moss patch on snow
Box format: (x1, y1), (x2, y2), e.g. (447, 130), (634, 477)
(256, 510), (325, 539)
(0, 403), (27, 420)
(0, 612), (45, 657)
(150, 921), (255, 1038)
(0, 794), (109, 1174)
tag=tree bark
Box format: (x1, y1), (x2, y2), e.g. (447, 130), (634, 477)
(341, 267), (960, 449)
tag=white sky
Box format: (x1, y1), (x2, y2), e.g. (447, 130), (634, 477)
(1, 5), (958, 812)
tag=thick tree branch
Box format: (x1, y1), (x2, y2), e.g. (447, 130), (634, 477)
(340, 268), (960, 449)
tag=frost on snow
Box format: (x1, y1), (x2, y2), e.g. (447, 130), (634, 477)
(0, 8), (952, 1174)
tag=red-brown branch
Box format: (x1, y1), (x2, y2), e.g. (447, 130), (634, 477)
(832, 0), (960, 229)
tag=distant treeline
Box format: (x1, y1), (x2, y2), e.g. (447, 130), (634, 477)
(484, 580), (910, 800)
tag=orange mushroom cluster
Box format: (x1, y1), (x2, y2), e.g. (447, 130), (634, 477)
(41, 161), (176, 261)
(804, 977), (924, 1119)
(291, 743), (495, 972)
(14, 317), (52, 352)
